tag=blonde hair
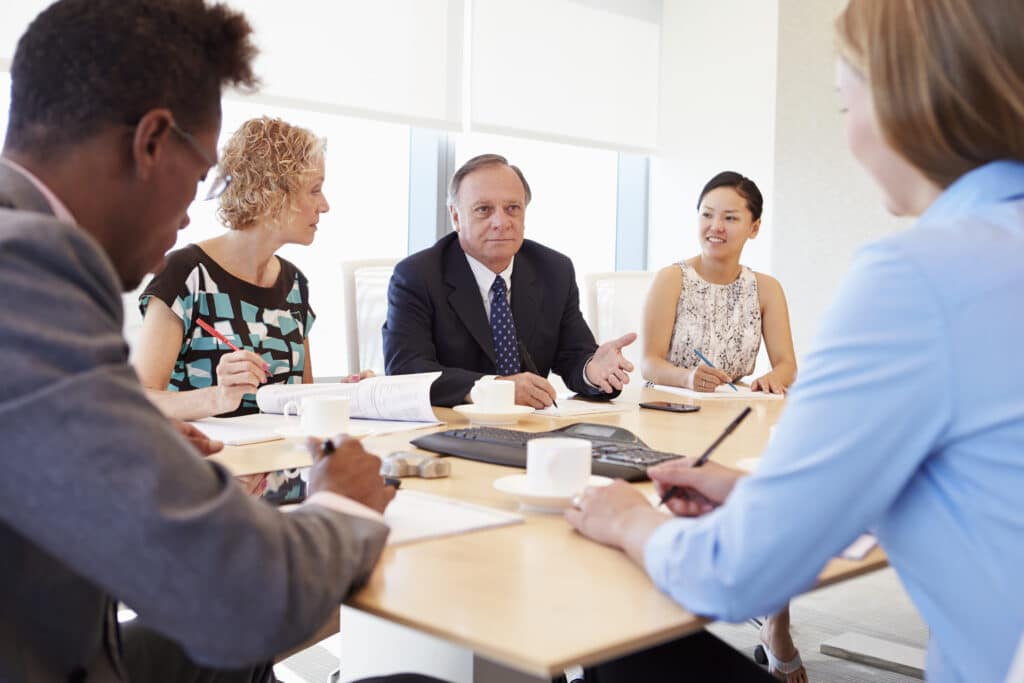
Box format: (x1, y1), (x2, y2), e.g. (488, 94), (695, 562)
(216, 116), (325, 230)
(836, 0), (1024, 188)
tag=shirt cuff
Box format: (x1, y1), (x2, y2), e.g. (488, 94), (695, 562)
(581, 357), (598, 390)
(644, 515), (699, 591)
(304, 491), (388, 525)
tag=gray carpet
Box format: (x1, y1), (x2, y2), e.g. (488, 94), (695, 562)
(708, 568), (928, 682)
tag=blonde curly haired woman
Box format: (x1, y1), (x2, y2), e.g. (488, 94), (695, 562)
(135, 116), (344, 419)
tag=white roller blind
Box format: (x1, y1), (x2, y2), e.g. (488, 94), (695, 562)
(470, 0), (660, 151)
(229, 0), (463, 129)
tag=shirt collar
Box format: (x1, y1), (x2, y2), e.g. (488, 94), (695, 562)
(919, 160), (1024, 226)
(0, 158), (78, 226)
(464, 251), (515, 297)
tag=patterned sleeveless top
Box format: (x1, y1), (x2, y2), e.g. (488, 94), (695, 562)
(140, 245), (315, 417)
(667, 262), (762, 381)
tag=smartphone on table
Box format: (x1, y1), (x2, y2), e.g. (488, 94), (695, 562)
(638, 401), (700, 413)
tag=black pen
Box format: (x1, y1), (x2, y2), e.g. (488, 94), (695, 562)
(321, 439), (401, 490)
(657, 406), (752, 506)
(516, 339), (558, 409)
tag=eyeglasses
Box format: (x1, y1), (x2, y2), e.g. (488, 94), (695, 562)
(170, 121), (232, 201)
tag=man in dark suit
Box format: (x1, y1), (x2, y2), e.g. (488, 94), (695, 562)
(384, 154), (636, 408)
(0, 2), (442, 682)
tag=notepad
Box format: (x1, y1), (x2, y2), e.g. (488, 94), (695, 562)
(536, 394), (638, 418)
(192, 414), (440, 447)
(383, 490), (524, 546)
(647, 383), (785, 401)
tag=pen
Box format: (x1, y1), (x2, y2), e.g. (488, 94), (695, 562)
(321, 439), (401, 490)
(196, 318), (240, 351)
(657, 406), (752, 506)
(196, 318), (270, 373)
(693, 348), (738, 391)
(517, 339), (558, 409)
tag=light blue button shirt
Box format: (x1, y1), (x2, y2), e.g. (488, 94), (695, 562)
(644, 161), (1024, 683)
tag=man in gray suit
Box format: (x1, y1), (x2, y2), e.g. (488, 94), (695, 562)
(0, 2), (442, 682)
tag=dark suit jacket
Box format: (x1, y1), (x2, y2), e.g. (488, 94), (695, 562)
(0, 162), (389, 682)
(384, 232), (615, 407)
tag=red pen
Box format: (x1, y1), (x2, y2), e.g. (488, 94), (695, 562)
(195, 319), (271, 373)
(195, 318), (240, 351)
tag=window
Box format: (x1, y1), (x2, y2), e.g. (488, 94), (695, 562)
(452, 130), (618, 282)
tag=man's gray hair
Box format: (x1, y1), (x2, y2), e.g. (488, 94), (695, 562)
(446, 153), (533, 207)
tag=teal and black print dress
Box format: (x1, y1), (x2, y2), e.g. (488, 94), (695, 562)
(140, 244), (315, 416)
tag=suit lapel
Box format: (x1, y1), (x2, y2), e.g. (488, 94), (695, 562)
(0, 161), (58, 216)
(510, 250), (539, 348)
(444, 239), (497, 365)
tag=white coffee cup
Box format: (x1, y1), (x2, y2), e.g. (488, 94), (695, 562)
(470, 378), (516, 411)
(526, 438), (592, 496)
(282, 396), (350, 437)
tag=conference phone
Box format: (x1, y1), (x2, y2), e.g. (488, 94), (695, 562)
(410, 422), (686, 481)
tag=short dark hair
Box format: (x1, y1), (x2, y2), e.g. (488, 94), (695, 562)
(5, 0), (259, 155)
(447, 154), (532, 207)
(696, 171), (764, 221)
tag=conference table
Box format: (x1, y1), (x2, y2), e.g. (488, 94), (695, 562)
(212, 385), (887, 681)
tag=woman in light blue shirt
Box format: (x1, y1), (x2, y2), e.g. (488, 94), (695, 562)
(568, 1), (1024, 682)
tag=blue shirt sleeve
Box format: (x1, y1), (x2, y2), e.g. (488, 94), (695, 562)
(643, 239), (954, 621)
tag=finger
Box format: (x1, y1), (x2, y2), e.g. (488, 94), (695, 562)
(750, 378), (762, 392)
(360, 369), (376, 379)
(597, 378), (614, 393)
(564, 506), (584, 530)
(607, 373), (623, 391)
(538, 377), (558, 401)
(713, 368), (732, 382)
(614, 332), (638, 349)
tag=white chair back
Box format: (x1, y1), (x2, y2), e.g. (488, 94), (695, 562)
(583, 271), (656, 375)
(341, 258), (400, 375)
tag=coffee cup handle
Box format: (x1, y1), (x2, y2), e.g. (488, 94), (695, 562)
(282, 400), (300, 419)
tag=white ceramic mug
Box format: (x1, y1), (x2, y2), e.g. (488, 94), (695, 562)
(526, 438), (592, 496)
(470, 378), (516, 411)
(282, 396), (350, 437)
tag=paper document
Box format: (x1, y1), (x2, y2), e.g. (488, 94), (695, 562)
(536, 394), (638, 418)
(192, 414), (440, 447)
(383, 490), (523, 545)
(647, 383), (785, 401)
(191, 414), (293, 446)
(256, 372), (441, 422)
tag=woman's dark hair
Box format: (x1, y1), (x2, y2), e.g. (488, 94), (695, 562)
(696, 171), (764, 221)
(5, 0), (259, 155)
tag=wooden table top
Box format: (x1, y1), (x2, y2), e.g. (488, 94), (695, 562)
(213, 385), (887, 677)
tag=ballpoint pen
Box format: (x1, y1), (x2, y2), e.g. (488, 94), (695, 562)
(516, 339), (558, 409)
(658, 406), (752, 506)
(196, 318), (270, 373)
(693, 348), (738, 391)
(322, 438), (401, 489)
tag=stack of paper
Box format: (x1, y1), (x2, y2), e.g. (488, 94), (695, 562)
(256, 372), (441, 422)
(536, 394), (638, 418)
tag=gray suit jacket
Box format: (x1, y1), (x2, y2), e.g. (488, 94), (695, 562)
(0, 162), (390, 682)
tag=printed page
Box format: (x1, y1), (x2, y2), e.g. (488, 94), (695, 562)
(647, 383), (785, 401)
(255, 372), (441, 421)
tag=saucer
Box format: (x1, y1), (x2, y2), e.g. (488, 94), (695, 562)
(493, 474), (612, 513)
(453, 404), (534, 426)
(274, 425), (368, 448)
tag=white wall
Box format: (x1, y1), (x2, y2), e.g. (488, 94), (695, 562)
(649, 0), (778, 277)
(771, 0), (908, 358)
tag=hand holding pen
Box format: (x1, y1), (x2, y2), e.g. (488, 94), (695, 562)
(692, 348), (737, 392)
(654, 406), (752, 510)
(305, 436), (398, 514)
(195, 319), (272, 413)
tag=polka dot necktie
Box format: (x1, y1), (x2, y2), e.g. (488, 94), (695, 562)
(489, 275), (521, 376)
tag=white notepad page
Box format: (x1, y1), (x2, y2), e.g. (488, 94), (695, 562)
(383, 490), (524, 546)
(648, 383), (785, 401)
